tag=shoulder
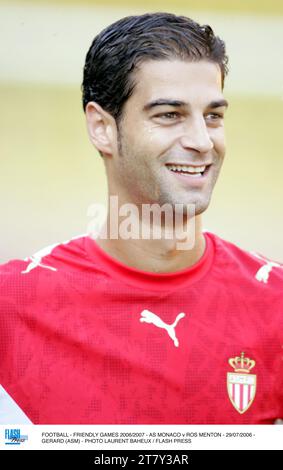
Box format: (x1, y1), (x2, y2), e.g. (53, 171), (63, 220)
(0, 234), (91, 309)
(0, 234), (93, 346)
(0, 233), (88, 277)
(206, 231), (283, 286)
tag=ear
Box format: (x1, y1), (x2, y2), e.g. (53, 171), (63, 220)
(85, 101), (117, 157)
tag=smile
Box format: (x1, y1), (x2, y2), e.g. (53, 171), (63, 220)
(165, 163), (211, 179)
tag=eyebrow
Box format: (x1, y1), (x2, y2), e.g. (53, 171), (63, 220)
(143, 98), (229, 112)
(209, 99), (229, 109)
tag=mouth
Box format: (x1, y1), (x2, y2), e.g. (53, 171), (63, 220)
(165, 163), (212, 179)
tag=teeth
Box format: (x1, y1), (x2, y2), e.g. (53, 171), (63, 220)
(166, 164), (206, 174)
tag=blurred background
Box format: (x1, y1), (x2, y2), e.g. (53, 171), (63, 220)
(0, 0), (282, 263)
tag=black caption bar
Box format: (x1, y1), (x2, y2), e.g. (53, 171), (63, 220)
(0, 450), (280, 466)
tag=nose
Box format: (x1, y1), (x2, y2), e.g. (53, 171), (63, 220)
(179, 116), (213, 154)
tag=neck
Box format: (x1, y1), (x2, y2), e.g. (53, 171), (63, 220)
(93, 198), (206, 273)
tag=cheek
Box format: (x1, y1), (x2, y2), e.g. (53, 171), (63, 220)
(123, 121), (156, 152)
(141, 127), (181, 162)
(128, 129), (165, 163)
(211, 128), (226, 158)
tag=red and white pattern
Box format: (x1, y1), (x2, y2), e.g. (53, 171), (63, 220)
(227, 373), (257, 414)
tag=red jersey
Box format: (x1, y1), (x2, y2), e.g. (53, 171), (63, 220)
(0, 232), (282, 424)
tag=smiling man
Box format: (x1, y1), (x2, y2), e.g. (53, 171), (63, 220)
(87, 57), (228, 271)
(0, 12), (282, 425)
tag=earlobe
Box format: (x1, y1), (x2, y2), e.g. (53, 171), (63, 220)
(85, 102), (116, 156)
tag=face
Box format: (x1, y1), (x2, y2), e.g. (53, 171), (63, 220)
(107, 59), (228, 215)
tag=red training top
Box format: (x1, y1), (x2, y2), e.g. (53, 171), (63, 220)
(0, 232), (282, 424)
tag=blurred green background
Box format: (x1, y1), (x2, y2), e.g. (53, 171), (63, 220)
(0, 0), (282, 263)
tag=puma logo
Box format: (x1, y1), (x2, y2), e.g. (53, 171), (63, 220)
(251, 251), (282, 284)
(21, 234), (84, 274)
(21, 256), (57, 274)
(21, 243), (59, 274)
(139, 309), (186, 347)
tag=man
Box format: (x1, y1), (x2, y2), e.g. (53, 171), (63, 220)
(0, 12), (282, 425)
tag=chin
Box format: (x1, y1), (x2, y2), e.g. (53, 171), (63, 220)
(169, 197), (211, 217)
(194, 204), (209, 216)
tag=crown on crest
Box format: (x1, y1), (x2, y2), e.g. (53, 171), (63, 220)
(228, 352), (255, 374)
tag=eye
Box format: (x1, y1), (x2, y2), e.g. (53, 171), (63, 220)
(206, 112), (224, 120)
(155, 111), (181, 120)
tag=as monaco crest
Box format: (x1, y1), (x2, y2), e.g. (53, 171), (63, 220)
(227, 352), (257, 414)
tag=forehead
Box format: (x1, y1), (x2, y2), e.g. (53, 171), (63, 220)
(131, 59), (224, 106)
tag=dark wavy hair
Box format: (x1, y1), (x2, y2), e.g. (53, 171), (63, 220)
(82, 12), (229, 123)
